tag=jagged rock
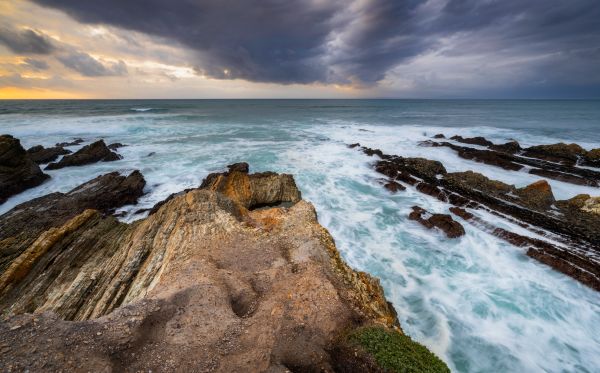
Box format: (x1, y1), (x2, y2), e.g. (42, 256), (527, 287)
(27, 145), (71, 164)
(515, 180), (555, 210)
(56, 138), (84, 147)
(107, 143), (126, 150)
(489, 140), (521, 154)
(46, 140), (122, 170)
(0, 166), (411, 372)
(0, 135), (49, 204)
(0, 170), (145, 273)
(522, 143), (586, 165)
(450, 135), (493, 147)
(408, 206), (465, 238)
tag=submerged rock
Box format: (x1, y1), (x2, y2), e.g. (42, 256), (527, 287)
(27, 145), (71, 164)
(0, 165), (422, 372)
(0, 135), (49, 204)
(46, 140), (122, 170)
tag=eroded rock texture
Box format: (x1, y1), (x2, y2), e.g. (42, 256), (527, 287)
(0, 135), (49, 204)
(0, 166), (402, 372)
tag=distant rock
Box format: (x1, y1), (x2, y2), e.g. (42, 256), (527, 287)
(450, 135), (493, 147)
(56, 138), (84, 147)
(27, 145), (71, 164)
(408, 206), (465, 238)
(107, 142), (126, 150)
(433, 134), (445, 139)
(0, 135), (49, 204)
(46, 140), (122, 170)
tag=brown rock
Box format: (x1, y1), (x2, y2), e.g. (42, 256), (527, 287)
(383, 180), (406, 193)
(489, 140), (521, 154)
(450, 135), (493, 147)
(529, 168), (597, 187)
(56, 138), (84, 147)
(409, 206), (465, 238)
(0, 135), (49, 204)
(515, 180), (555, 210)
(522, 143), (585, 164)
(27, 145), (71, 164)
(46, 140), (122, 170)
(583, 148), (600, 167)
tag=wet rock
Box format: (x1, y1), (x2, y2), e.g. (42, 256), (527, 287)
(489, 140), (521, 154)
(522, 143), (586, 165)
(515, 180), (555, 210)
(227, 162), (249, 173)
(361, 146), (384, 158)
(27, 145), (71, 164)
(107, 143), (126, 150)
(56, 138), (84, 147)
(408, 206), (465, 238)
(383, 180), (405, 193)
(416, 182), (447, 202)
(0, 135), (49, 204)
(348, 143), (361, 148)
(455, 146), (523, 171)
(529, 168), (597, 187)
(433, 134), (445, 139)
(449, 207), (474, 220)
(46, 140), (122, 170)
(450, 135), (493, 147)
(582, 148), (600, 167)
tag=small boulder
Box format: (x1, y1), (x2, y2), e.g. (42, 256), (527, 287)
(0, 135), (49, 204)
(27, 145), (71, 164)
(383, 180), (405, 193)
(408, 206), (465, 238)
(46, 140), (122, 170)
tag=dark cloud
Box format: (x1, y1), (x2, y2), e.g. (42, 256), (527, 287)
(57, 51), (127, 76)
(22, 58), (50, 70)
(0, 27), (55, 54)
(29, 0), (600, 90)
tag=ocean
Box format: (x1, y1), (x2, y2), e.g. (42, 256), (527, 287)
(1, 99), (599, 372)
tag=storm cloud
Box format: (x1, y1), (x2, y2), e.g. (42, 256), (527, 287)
(22, 0), (600, 89)
(57, 52), (127, 77)
(0, 26), (55, 54)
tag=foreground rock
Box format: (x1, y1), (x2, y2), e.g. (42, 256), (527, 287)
(353, 143), (600, 291)
(27, 144), (71, 164)
(0, 166), (444, 372)
(46, 140), (122, 170)
(0, 135), (49, 204)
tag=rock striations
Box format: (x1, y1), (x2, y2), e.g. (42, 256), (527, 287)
(0, 164), (443, 372)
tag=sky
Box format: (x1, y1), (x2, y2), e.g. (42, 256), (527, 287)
(0, 0), (599, 99)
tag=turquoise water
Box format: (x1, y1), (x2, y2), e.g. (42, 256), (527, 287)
(1, 100), (600, 372)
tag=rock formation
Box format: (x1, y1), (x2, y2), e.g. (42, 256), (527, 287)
(46, 140), (122, 170)
(0, 165), (444, 372)
(27, 145), (71, 164)
(408, 206), (465, 238)
(56, 138), (84, 147)
(0, 135), (49, 204)
(352, 143), (600, 291)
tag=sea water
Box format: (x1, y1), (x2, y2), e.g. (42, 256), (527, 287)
(1, 99), (599, 372)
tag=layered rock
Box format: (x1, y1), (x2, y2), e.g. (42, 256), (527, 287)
(408, 206), (465, 238)
(0, 165), (433, 372)
(46, 140), (122, 170)
(27, 145), (71, 164)
(352, 144), (600, 291)
(0, 135), (49, 204)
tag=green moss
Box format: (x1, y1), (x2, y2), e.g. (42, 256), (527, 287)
(349, 326), (450, 373)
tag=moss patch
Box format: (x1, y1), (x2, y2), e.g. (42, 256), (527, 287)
(349, 326), (450, 373)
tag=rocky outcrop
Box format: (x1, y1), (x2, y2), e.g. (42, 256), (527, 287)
(522, 143), (586, 165)
(0, 165), (433, 372)
(409, 206), (465, 238)
(27, 145), (71, 164)
(353, 144), (600, 291)
(108, 143), (126, 150)
(489, 140), (521, 154)
(450, 135), (493, 147)
(583, 148), (600, 167)
(46, 140), (122, 170)
(0, 135), (49, 204)
(56, 138), (84, 147)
